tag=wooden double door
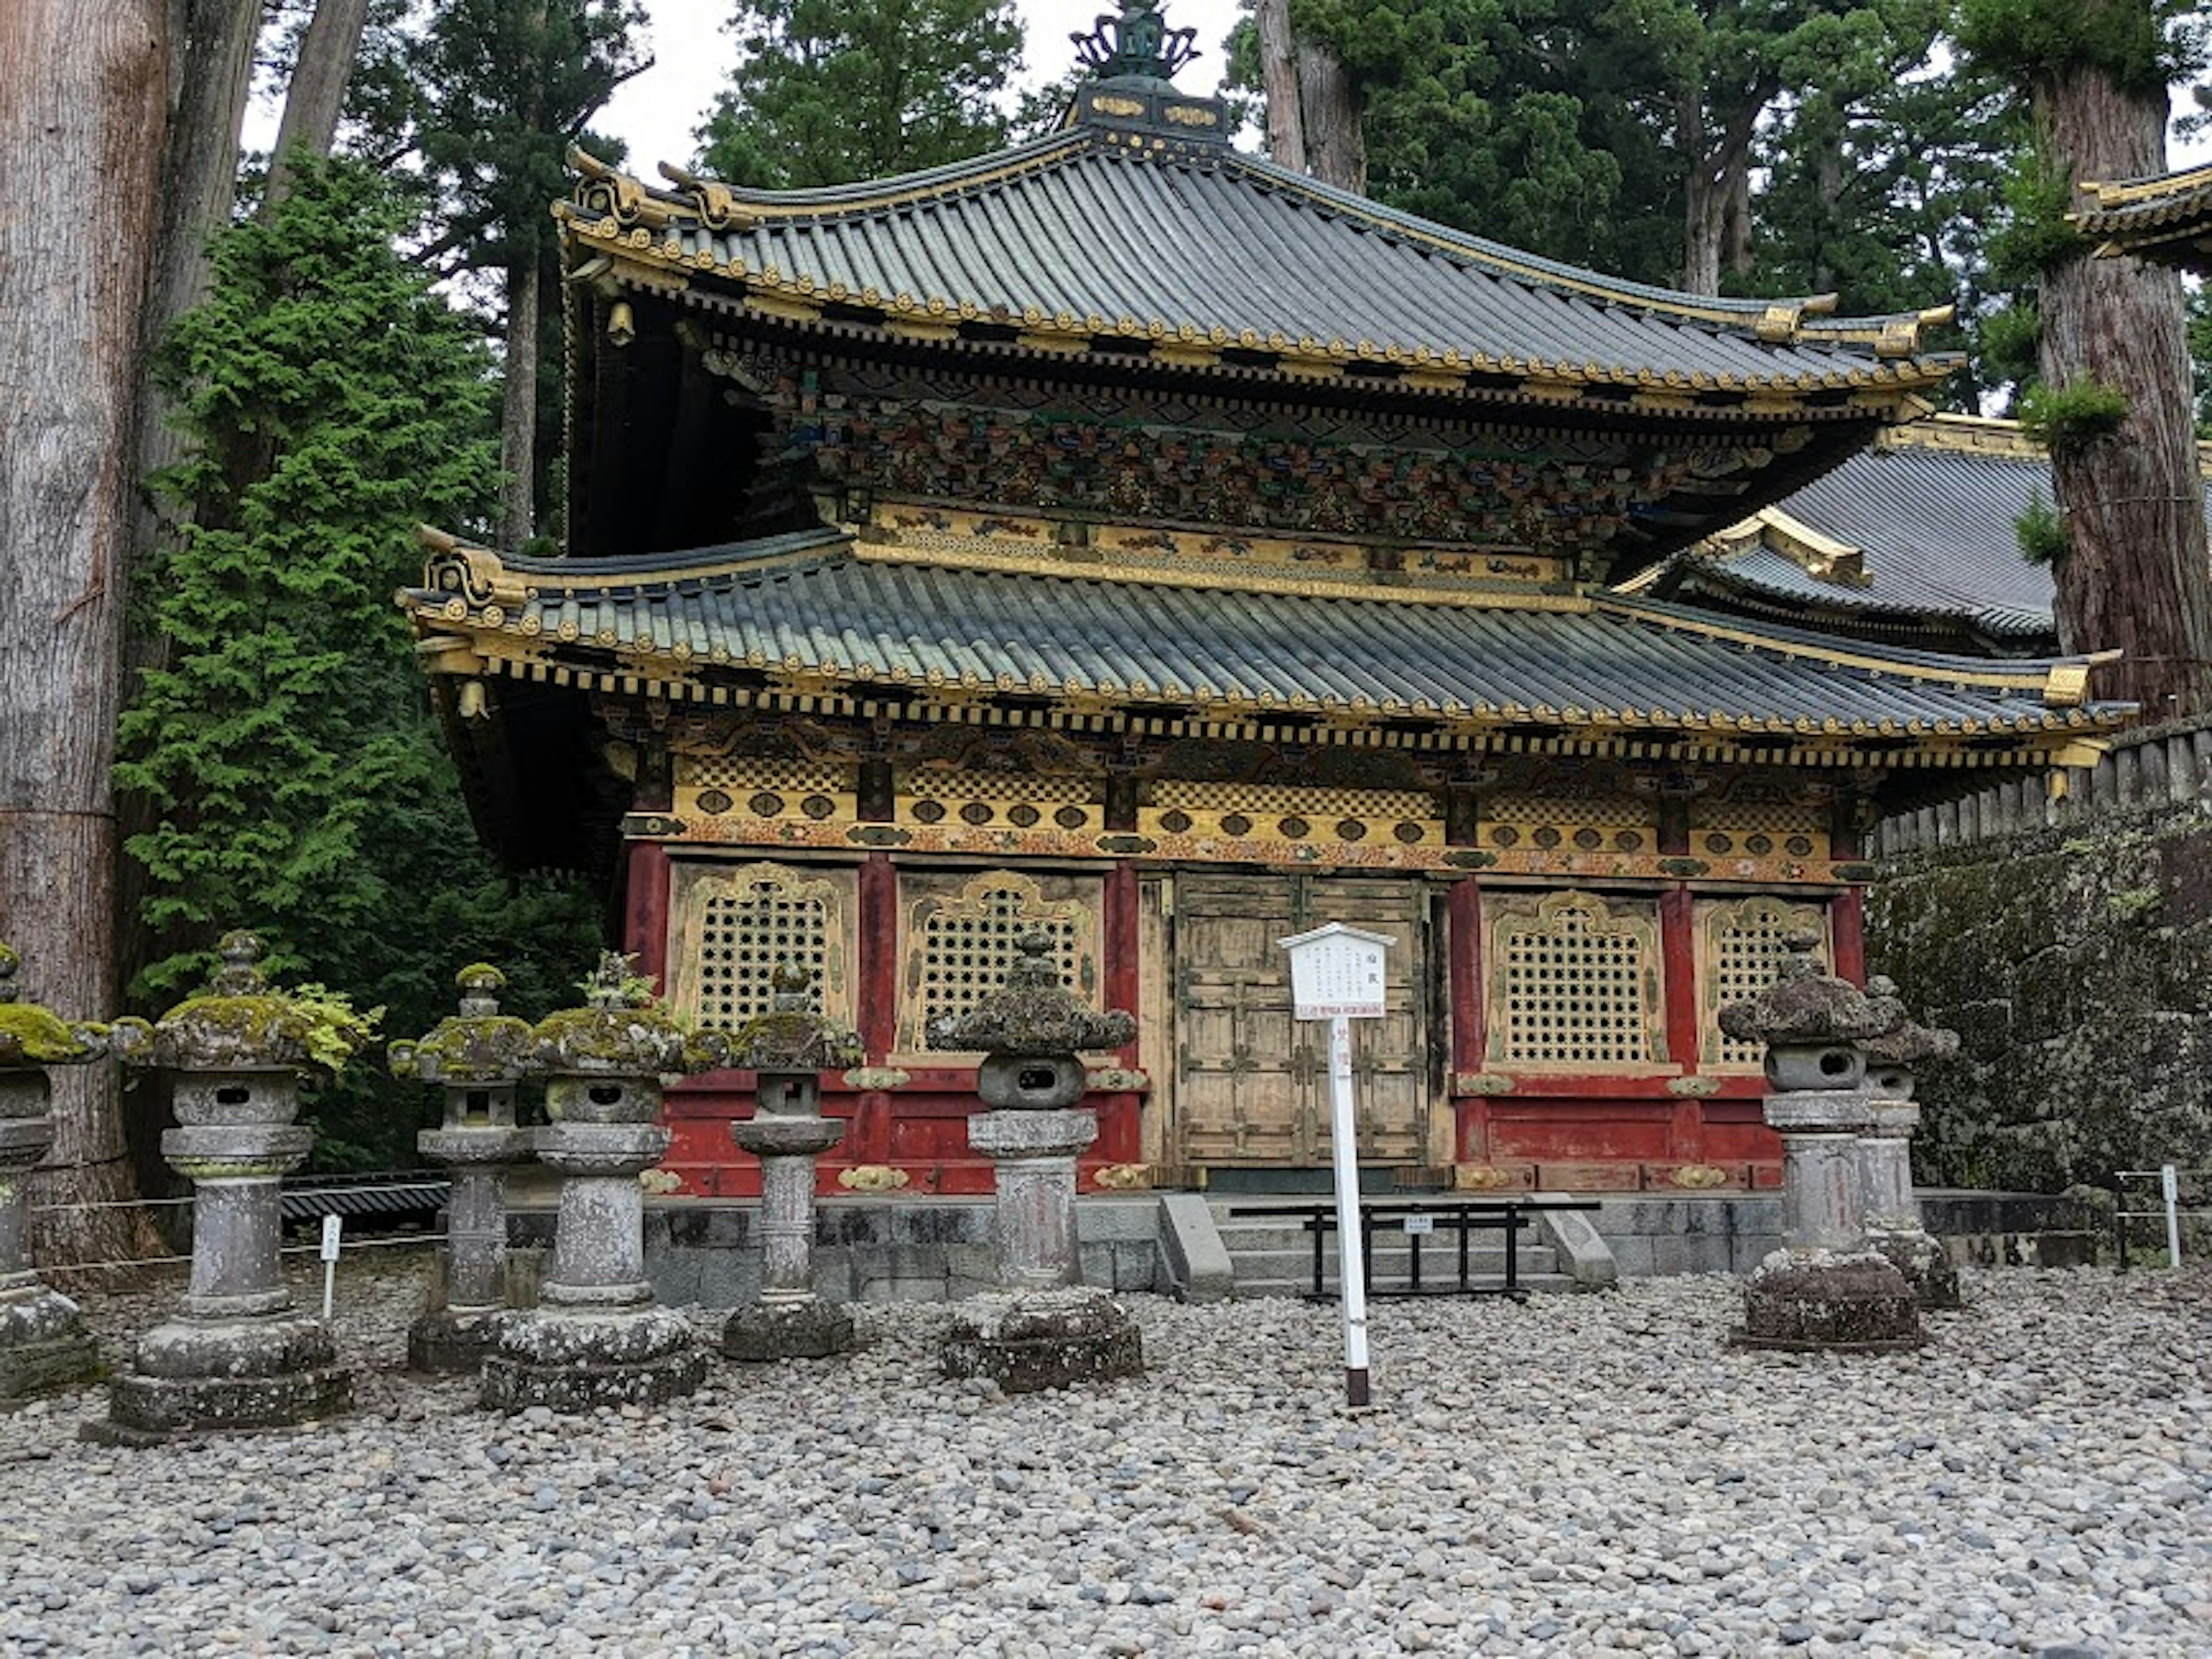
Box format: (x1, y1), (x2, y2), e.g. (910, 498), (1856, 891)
(1171, 872), (1437, 1169)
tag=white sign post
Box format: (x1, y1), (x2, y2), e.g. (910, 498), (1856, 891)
(2162, 1164), (2183, 1268)
(1279, 922), (1395, 1408)
(320, 1214), (343, 1320)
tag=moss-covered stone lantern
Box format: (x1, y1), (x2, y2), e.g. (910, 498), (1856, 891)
(389, 963), (538, 1372)
(0, 942), (107, 1403)
(717, 963), (863, 1362)
(1717, 929), (1920, 1353)
(929, 931), (1142, 1392)
(479, 952), (710, 1412)
(1857, 977), (1962, 1310)
(94, 931), (365, 1441)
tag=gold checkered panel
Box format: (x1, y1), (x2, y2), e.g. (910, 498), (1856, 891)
(674, 756), (857, 825)
(1690, 800), (1830, 861)
(1144, 781), (1444, 851)
(669, 861), (855, 1028)
(1699, 896), (1825, 1066)
(899, 770), (1103, 834)
(1486, 891), (1664, 1066)
(898, 870), (1103, 1051)
(1482, 794), (1658, 855)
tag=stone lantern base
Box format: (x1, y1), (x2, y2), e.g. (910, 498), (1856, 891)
(725, 1299), (855, 1363)
(1869, 1228), (1963, 1311)
(941, 1287), (1143, 1394)
(0, 1282), (103, 1405)
(95, 1315), (351, 1442)
(407, 1306), (508, 1374)
(1735, 1248), (1924, 1353)
(480, 1306), (705, 1412)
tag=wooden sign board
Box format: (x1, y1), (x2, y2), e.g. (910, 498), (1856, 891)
(1278, 922), (1395, 1021)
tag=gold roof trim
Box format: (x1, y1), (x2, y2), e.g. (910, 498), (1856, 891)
(554, 145), (1959, 385)
(2082, 162), (2212, 208)
(404, 617), (2120, 760)
(1589, 595), (2093, 700)
(1708, 507), (1868, 588)
(559, 213), (1955, 405)
(397, 550), (2124, 749)
(1876, 411), (2212, 474)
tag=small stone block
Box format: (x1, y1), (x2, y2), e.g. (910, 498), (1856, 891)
(1734, 1249), (1924, 1352)
(940, 1289), (1143, 1394)
(94, 1365), (352, 1442)
(723, 1300), (855, 1362)
(0, 1329), (104, 1406)
(407, 1308), (507, 1374)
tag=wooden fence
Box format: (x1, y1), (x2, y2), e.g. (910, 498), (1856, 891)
(1872, 715), (2212, 857)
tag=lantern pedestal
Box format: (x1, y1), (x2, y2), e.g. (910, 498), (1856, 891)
(724, 1112), (850, 1362)
(0, 1077), (100, 1404)
(1861, 1100), (1961, 1310)
(482, 1124), (705, 1411)
(410, 1128), (531, 1372)
(100, 1116), (351, 1441)
(1736, 1091), (1921, 1353)
(941, 1286), (1143, 1395)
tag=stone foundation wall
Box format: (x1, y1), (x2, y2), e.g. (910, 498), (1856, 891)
(513, 1196), (1166, 1309)
(1869, 799), (2212, 1192)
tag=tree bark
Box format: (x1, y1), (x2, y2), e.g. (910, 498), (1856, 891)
(1297, 43), (1365, 194)
(499, 253), (540, 547)
(0, 1), (171, 1264)
(2037, 65), (2212, 717)
(263, 0), (373, 214)
(1255, 0), (1305, 172)
(118, 0), (263, 1010)
(1678, 97), (1722, 295)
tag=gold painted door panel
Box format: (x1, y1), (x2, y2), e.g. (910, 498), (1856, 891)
(1173, 872), (1430, 1167)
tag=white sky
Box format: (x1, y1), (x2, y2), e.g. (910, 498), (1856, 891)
(600, 0), (1249, 173)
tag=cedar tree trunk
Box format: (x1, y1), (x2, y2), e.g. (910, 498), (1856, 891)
(0, 1), (170, 1264)
(264, 0), (374, 214)
(2038, 67), (2212, 715)
(499, 252), (540, 547)
(1297, 43), (1365, 194)
(1256, 0), (1306, 172)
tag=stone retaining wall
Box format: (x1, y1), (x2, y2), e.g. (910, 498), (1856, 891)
(1869, 778), (2212, 1192)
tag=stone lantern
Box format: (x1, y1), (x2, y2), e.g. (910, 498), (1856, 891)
(479, 952), (709, 1412)
(1857, 976), (1962, 1309)
(1717, 929), (1921, 1351)
(928, 931), (1143, 1392)
(0, 942), (105, 1403)
(389, 964), (537, 1372)
(718, 963), (863, 1361)
(97, 931), (361, 1440)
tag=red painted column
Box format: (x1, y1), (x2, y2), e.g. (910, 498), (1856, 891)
(1104, 863), (1140, 1054)
(855, 853), (900, 1164)
(1831, 890), (1866, 986)
(622, 840), (673, 992)
(1446, 877), (1487, 1161)
(1659, 886), (1704, 1162)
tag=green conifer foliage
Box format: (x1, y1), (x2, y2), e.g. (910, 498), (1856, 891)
(116, 157), (600, 1165)
(696, 0), (1024, 187)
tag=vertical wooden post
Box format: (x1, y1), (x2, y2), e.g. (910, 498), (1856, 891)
(1831, 891), (1866, 986)
(1658, 887), (1703, 1163)
(622, 840), (673, 990)
(854, 853), (900, 1166)
(1104, 863), (1140, 1062)
(1446, 878), (1484, 1161)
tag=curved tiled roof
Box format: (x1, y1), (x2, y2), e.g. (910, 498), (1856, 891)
(2075, 163), (2212, 266)
(404, 532), (2120, 743)
(559, 115), (1957, 400)
(1634, 418), (2212, 650)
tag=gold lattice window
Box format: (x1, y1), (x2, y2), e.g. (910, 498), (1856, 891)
(1486, 891), (1664, 1066)
(897, 870), (1101, 1051)
(669, 861), (855, 1028)
(1699, 896), (1826, 1066)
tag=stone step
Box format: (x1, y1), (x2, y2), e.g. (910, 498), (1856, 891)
(1229, 1271), (1582, 1301)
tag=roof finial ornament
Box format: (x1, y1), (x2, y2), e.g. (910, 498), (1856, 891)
(1073, 1), (1199, 83)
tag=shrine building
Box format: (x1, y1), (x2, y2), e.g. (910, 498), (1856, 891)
(401, 10), (2129, 1199)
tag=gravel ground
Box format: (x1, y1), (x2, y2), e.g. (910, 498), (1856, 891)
(1, 1255), (2206, 1658)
